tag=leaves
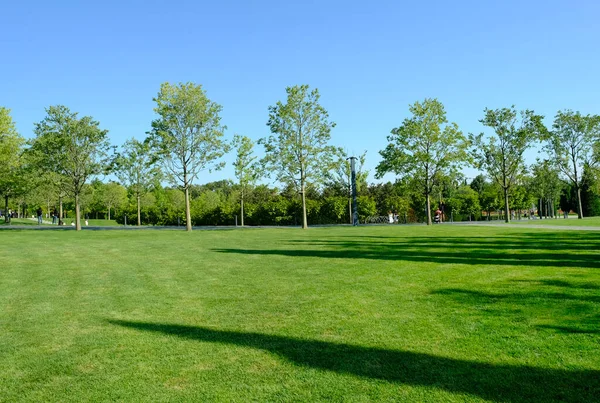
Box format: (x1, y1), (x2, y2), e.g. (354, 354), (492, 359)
(30, 105), (110, 197)
(260, 85), (337, 228)
(376, 98), (469, 224)
(114, 138), (160, 197)
(470, 107), (543, 190)
(148, 82), (228, 189)
(260, 85), (336, 191)
(545, 110), (600, 186)
(232, 134), (261, 189)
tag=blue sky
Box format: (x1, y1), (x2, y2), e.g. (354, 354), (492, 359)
(2, 0), (599, 185)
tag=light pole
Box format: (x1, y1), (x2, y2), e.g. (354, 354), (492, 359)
(347, 156), (358, 226)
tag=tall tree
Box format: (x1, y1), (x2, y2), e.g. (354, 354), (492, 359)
(232, 134), (261, 226)
(114, 138), (160, 225)
(470, 106), (544, 223)
(149, 82), (228, 232)
(376, 98), (469, 225)
(530, 159), (562, 219)
(0, 107), (26, 222)
(102, 182), (128, 220)
(31, 105), (110, 230)
(260, 84), (336, 229)
(544, 110), (600, 219)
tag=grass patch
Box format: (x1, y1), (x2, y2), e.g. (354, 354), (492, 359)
(85, 219), (119, 227)
(0, 226), (599, 402)
(0, 218), (49, 226)
(506, 216), (600, 226)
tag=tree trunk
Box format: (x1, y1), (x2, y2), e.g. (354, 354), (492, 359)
(108, 207), (111, 221)
(185, 186), (192, 231)
(137, 194), (141, 226)
(426, 193), (432, 225)
(348, 197), (352, 224)
(301, 179), (308, 229)
(59, 196), (63, 226)
(503, 188), (510, 223)
(4, 195), (8, 223)
(240, 192), (245, 227)
(576, 186), (583, 219)
(75, 194), (82, 231)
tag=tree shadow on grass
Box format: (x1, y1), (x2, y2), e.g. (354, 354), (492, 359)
(212, 246), (600, 269)
(211, 231), (600, 269)
(536, 324), (600, 334)
(108, 319), (599, 403)
(510, 279), (600, 290)
(432, 288), (600, 304)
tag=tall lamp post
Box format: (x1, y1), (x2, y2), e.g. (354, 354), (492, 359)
(347, 156), (358, 226)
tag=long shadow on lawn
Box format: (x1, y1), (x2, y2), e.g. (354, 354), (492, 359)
(109, 320), (598, 403)
(212, 233), (600, 268)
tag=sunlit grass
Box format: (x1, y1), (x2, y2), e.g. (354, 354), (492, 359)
(1, 225), (598, 402)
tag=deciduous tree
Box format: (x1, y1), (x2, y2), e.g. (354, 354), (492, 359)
(115, 138), (160, 225)
(30, 105), (110, 230)
(232, 134), (261, 226)
(544, 110), (600, 218)
(470, 106), (544, 223)
(0, 107), (25, 222)
(260, 85), (336, 229)
(376, 98), (469, 225)
(149, 82), (228, 231)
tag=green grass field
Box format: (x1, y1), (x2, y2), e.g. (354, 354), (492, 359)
(0, 218), (118, 227)
(0, 218), (45, 226)
(84, 219), (119, 226)
(506, 216), (600, 226)
(1, 225), (599, 402)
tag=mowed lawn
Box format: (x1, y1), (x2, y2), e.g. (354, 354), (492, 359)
(506, 216), (600, 227)
(1, 226), (599, 402)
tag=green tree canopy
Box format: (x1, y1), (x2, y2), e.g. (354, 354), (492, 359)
(260, 84), (336, 229)
(376, 98), (469, 225)
(30, 105), (110, 230)
(0, 107), (26, 221)
(115, 138), (160, 225)
(470, 106), (544, 223)
(149, 82), (228, 231)
(544, 110), (600, 218)
(232, 134), (261, 226)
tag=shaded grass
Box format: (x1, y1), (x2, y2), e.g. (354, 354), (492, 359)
(85, 219), (119, 226)
(0, 218), (49, 226)
(0, 225), (599, 402)
(506, 216), (600, 226)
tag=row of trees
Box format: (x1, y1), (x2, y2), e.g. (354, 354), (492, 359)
(376, 99), (600, 224)
(1, 86), (599, 231)
(9, 165), (598, 228)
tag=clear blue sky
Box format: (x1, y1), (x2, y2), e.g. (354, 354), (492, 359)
(2, 0), (599, 185)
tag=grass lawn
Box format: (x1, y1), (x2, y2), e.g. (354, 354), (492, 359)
(85, 219), (119, 227)
(506, 216), (600, 227)
(1, 226), (599, 402)
(0, 218), (49, 226)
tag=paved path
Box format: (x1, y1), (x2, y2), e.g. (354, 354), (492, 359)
(2, 219), (599, 231)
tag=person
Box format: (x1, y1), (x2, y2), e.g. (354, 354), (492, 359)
(434, 208), (442, 224)
(36, 207), (43, 225)
(51, 210), (57, 224)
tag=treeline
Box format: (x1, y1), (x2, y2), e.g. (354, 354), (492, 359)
(1, 85), (600, 230)
(12, 168), (600, 227)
